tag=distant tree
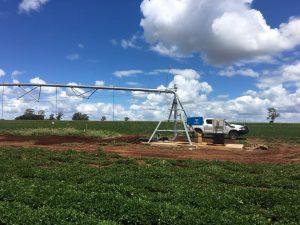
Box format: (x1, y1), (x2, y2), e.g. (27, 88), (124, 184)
(37, 110), (45, 120)
(38, 110), (45, 116)
(49, 114), (55, 120)
(72, 112), (89, 121)
(15, 109), (45, 120)
(124, 117), (130, 122)
(101, 116), (106, 121)
(56, 112), (63, 121)
(267, 107), (280, 123)
(25, 108), (34, 116)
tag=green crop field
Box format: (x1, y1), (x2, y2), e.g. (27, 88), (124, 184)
(0, 147), (299, 225)
(0, 121), (299, 224)
(244, 123), (300, 143)
(0, 120), (158, 136)
(0, 120), (299, 143)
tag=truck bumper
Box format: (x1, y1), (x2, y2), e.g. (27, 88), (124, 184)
(238, 126), (249, 136)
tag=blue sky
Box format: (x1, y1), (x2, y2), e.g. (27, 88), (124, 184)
(0, 0), (300, 121)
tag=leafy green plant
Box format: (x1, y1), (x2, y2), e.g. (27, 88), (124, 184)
(0, 147), (299, 225)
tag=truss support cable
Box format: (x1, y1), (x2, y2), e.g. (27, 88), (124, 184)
(55, 87), (58, 117)
(176, 94), (188, 119)
(173, 95), (178, 140)
(77, 89), (93, 98)
(1, 84), (4, 119)
(86, 89), (97, 99)
(38, 86), (42, 102)
(112, 88), (115, 122)
(18, 86), (39, 101)
(71, 87), (82, 97)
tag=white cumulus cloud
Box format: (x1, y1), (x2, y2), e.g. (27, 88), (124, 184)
(19, 0), (50, 13)
(30, 77), (46, 84)
(0, 69), (5, 77)
(130, 69), (213, 120)
(113, 70), (143, 78)
(219, 67), (259, 77)
(111, 34), (143, 50)
(257, 61), (300, 88)
(66, 54), (80, 61)
(95, 80), (105, 86)
(121, 35), (141, 49)
(1, 67), (300, 122)
(128, 67), (300, 122)
(140, 0), (300, 65)
(11, 70), (24, 79)
(29, 77), (56, 94)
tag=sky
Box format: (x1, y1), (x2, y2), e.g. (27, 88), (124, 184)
(0, 0), (300, 122)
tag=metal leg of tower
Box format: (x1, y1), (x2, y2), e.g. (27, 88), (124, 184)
(148, 120), (162, 143)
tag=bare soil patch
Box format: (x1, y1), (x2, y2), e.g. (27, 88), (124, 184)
(0, 135), (299, 164)
(0, 135), (140, 145)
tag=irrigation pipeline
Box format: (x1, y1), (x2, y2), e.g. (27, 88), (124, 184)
(0, 83), (188, 116)
(0, 82), (180, 117)
(0, 83), (192, 144)
(0, 83), (176, 96)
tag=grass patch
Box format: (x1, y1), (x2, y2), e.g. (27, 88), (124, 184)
(0, 127), (120, 138)
(245, 123), (300, 144)
(0, 147), (299, 224)
(0, 121), (179, 136)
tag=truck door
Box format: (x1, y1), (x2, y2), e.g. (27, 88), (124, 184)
(224, 121), (231, 134)
(204, 119), (213, 133)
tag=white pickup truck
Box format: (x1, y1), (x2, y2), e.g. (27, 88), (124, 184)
(189, 118), (249, 139)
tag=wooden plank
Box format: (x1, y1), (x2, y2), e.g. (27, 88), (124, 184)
(143, 141), (244, 151)
(225, 144), (244, 149)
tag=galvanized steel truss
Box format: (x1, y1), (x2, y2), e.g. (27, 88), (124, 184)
(0, 83), (193, 145)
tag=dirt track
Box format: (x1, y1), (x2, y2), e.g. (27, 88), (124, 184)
(0, 135), (299, 164)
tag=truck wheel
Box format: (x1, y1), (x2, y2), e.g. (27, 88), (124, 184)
(194, 129), (203, 136)
(229, 131), (239, 140)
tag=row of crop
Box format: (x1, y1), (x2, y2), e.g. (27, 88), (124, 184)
(0, 147), (299, 224)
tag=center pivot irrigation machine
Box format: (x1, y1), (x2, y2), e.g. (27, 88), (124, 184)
(0, 83), (194, 145)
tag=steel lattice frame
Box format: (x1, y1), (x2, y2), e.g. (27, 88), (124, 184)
(0, 83), (193, 145)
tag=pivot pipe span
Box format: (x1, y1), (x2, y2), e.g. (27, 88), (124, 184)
(0, 83), (192, 145)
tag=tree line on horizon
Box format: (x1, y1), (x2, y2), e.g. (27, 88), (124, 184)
(13, 107), (280, 123)
(14, 109), (130, 121)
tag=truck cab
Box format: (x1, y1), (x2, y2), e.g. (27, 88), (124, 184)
(188, 117), (249, 140)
